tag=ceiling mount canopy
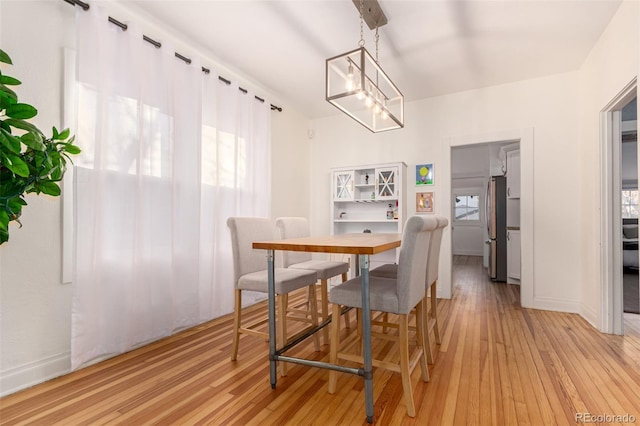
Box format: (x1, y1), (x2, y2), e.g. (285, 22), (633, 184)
(326, 0), (404, 133)
(351, 0), (387, 30)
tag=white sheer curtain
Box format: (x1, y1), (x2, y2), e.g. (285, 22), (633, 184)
(71, 6), (271, 370)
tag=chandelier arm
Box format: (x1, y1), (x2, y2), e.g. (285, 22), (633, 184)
(359, 0), (365, 47)
(375, 25), (379, 62)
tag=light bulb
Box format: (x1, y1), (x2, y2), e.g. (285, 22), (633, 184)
(381, 99), (389, 119)
(374, 92), (381, 114)
(365, 94), (373, 108)
(346, 78), (354, 91)
(345, 63), (354, 91)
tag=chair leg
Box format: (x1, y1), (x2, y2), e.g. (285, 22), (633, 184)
(277, 294), (288, 377)
(328, 303), (341, 394)
(308, 285), (321, 351)
(320, 279), (330, 345)
(415, 300), (430, 382)
(231, 289), (241, 361)
(399, 315), (416, 417)
(422, 296), (434, 365)
(431, 281), (441, 344)
(341, 272), (351, 329)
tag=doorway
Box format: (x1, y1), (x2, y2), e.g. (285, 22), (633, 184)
(601, 79), (637, 335)
(441, 128), (533, 308)
(451, 142), (520, 284)
(620, 98), (638, 333)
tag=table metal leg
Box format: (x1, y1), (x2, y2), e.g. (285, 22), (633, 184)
(359, 254), (374, 423)
(267, 249), (277, 389)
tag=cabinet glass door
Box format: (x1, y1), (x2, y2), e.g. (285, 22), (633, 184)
(334, 171), (354, 201)
(376, 167), (397, 200)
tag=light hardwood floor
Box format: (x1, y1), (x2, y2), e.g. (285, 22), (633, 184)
(2, 256), (640, 425)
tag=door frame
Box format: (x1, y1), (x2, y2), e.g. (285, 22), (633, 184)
(441, 128), (534, 308)
(600, 77), (637, 335)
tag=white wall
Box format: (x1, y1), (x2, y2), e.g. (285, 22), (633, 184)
(271, 109), (311, 220)
(577, 0), (639, 329)
(0, 1), (310, 396)
(311, 71), (582, 309)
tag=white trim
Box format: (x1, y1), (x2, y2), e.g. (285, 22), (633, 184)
(443, 128), (534, 308)
(62, 47), (76, 285)
(0, 353), (71, 397)
(600, 77), (637, 335)
(580, 302), (600, 331)
(533, 296), (580, 314)
(520, 128), (534, 309)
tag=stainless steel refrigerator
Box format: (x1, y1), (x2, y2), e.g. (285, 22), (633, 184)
(485, 176), (507, 282)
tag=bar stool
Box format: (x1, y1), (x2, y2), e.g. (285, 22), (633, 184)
(227, 217), (320, 377)
(328, 216), (438, 417)
(275, 217), (350, 345)
(370, 215), (448, 363)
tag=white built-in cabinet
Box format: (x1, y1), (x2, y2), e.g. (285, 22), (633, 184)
(506, 149), (521, 199)
(331, 162), (407, 270)
(507, 229), (521, 282)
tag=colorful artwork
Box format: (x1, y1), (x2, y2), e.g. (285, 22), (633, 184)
(416, 163), (434, 185)
(416, 192), (434, 213)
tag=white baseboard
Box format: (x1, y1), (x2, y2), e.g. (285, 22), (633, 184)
(579, 302), (601, 331)
(0, 352), (71, 397)
(533, 296), (580, 314)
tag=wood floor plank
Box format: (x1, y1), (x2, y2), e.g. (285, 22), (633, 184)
(2, 256), (640, 425)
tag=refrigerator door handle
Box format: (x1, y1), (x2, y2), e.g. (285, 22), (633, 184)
(485, 179), (491, 235)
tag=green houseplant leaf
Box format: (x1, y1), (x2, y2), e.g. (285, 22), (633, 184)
(35, 181), (61, 196)
(0, 75), (21, 86)
(5, 103), (38, 119)
(0, 49), (12, 65)
(0, 128), (21, 154)
(2, 152), (30, 177)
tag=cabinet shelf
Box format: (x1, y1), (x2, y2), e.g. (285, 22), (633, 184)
(354, 198), (396, 203)
(334, 219), (399, 223)
(334, 198), (398, 204)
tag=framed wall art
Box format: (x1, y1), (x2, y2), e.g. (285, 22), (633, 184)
(415, 163), (434, 185)
(416, 191), (434, 213)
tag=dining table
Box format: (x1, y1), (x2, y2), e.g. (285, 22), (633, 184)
(252, 232), (402, 424)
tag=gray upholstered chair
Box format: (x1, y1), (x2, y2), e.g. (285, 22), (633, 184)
(227, 217), (320, 377)
(424, 216), (448, 349)
(327, 216), (438, 417)
(369, 215), (448, 363)
(275, 217), (350, 345)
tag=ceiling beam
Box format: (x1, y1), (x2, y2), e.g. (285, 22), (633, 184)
(351, 0), (388, 29)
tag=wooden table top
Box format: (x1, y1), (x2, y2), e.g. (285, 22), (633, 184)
(253, 233), (402, 255)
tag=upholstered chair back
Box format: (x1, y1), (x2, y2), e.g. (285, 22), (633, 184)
(227, 217), (276, 288)
(275, 217), (313, 266)
(396, 216), (438, 314)
(426, 216), (449, 287)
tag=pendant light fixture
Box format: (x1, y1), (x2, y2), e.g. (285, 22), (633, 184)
(326, 0), (404, 132)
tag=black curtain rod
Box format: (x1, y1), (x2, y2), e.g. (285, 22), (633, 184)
(63, 0), (282, 112)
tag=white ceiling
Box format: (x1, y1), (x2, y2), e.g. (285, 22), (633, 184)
(124, 0), (622, 119)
